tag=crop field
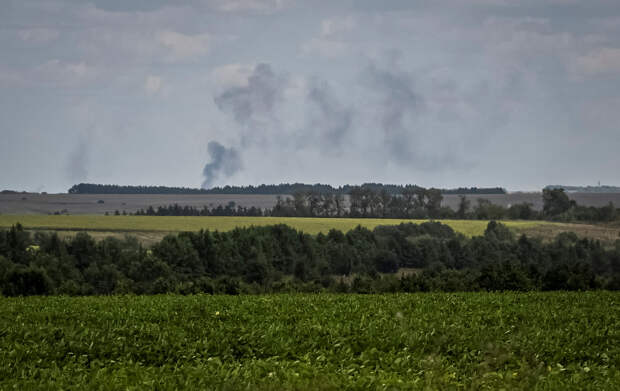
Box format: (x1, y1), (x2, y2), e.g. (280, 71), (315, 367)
(0, 214), (551, 237)
(3, 192), (620, 215)
(1, 292), (618, 390)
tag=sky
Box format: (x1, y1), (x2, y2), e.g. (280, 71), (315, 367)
(1, 0), (619, 193)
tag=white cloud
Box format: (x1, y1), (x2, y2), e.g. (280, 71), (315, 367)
(34, 60), (97, 85)
(145, 75), (162, 94)
(211, 0), (290, 13)
(157, 30), (211, 61)
(301, 39), (350, 58)
(572, 48), (620, 76)
(18, 28), (60, 44)
(210, 63), (255, 87)
(320, 16), (356, 38)
(301, 16), (357, 58)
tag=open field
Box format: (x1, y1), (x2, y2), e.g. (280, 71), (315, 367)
(0, 193), (283, 215)
(0, 214), (551, 237)
(2, 192), (620, 215)
(1, 292), (618, 390)
(2, 215), (619, 245)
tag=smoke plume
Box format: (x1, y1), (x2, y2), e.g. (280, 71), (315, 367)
(66, 137), (89, 182)
(307, 78), (353, 152)
(201, 141), (242, 188)
(214, 63), (284, 125)
(363, 64), (422, 163)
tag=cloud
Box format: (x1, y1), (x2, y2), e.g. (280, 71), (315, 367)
(211, 63), (255, 88)
(211, 0), (291, 13)
(145, 75), (162, 94)
(18, 28), (60, 44)
(157, 30), (211, 61)
(301, 16), (356, 58)
(202, 141), (242, 188)
(29, 60), (97, 87)
(301, 39), (350, 58)
(572, 47), (620, 76)
(320, 16), (356, 38)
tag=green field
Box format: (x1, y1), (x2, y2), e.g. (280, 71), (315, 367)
(1, 292), (618, 390)
(0, 214), (550, 237)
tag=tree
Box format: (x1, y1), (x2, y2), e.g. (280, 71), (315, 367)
(542, 188), (573, 217)
(374, 250), (399, 273)
(484, 221), (514, 242)
(456, 196), (471, 219)
(3, 266), (52, 296)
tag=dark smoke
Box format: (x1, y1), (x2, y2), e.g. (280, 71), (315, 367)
(201, 141), (242, 189)
(213, 63), (284, 125)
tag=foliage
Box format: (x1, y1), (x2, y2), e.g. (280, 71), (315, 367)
(0, 214), (546, 236)
(135, 188), (616, 223)
(0, 292), (619, 389)
(1, 221), (619, 296)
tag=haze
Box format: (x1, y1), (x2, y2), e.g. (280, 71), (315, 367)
(1, 0), (619, 193)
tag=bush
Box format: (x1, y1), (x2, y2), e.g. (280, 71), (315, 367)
(3, 266), (52, 296)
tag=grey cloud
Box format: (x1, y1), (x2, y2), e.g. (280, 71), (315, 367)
(202, 141), (242, 188)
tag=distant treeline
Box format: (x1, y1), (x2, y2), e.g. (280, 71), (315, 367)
(132, 188), (618, 223)
(545, 185), (620, 193)
(134, 203), (264, 217)
(1, 221), (619, 296)
(68, 183), (506, 195)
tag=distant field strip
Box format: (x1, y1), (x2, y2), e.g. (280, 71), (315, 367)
(0, 215), (549, 236)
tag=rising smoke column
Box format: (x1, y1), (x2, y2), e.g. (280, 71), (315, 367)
(66, 136), (89, 182)
(201, 141), (242, 188)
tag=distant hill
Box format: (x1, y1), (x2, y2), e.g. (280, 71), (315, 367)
(68, 183), (507, 195)
(545, 185), (620, 193)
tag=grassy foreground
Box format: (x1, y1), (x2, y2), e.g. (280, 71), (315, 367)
(1, 292), (618, 390)
(0, 215), (548, 237)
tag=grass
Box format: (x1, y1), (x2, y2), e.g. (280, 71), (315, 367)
(0, 214), (549, 237)
(1, 292), (618, 390)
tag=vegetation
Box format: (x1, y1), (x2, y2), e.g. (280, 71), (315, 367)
(69, 182), (506, 195)
(1, 221), (619, 296)
(0, 214), (548, 236)
(1, 292), (618, 389)
(545, 184), (620, 193)
(131, 188), (618, 224)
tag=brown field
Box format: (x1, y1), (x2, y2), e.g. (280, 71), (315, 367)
(0, 193), (283, 215)
(2, 192), (620, 216)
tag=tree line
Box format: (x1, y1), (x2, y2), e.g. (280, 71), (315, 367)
(1, 221), (619, 296)
(68, 183), (506, 195)
(130, 188), (618, 223)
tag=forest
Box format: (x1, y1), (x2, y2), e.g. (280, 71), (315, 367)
(1, 220), (619, 296)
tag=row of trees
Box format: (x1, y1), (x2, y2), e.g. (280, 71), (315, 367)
(131, 188), (619, 223)
(1, 221), (619, 296)
(134, 203), (263, 217)
(69, 183), (506, 195)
